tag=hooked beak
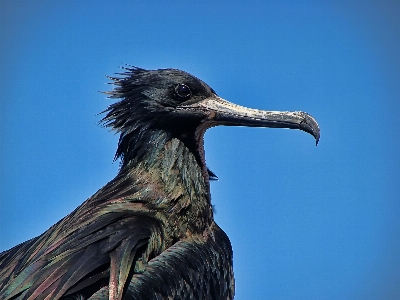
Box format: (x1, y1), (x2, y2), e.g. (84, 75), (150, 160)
(179, 96), (320, 145)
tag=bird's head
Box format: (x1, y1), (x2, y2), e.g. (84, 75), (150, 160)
(102, 67), (320, 175)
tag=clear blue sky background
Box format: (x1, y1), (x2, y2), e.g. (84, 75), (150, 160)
(1, 1), (399, 299)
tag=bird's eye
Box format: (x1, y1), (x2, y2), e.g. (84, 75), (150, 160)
(174, 84), (192, 99)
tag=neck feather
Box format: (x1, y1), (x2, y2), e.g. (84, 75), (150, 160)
(119, 130), (213, 237)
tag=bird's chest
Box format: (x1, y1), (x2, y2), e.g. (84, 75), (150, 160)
(133, 156), (213, 244)
(139, 173), (212, 243)
(135, 138), (212, 235)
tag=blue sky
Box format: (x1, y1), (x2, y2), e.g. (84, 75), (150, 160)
(1, 1), (399, 299)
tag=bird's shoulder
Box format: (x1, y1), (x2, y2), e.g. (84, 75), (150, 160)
(0, 172), (166, 300)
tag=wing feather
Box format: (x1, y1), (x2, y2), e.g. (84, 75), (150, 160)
(0, 213), (163, 300)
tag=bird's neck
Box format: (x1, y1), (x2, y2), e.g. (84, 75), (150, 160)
(121, 130), (214, 238)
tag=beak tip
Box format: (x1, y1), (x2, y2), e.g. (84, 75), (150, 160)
(313, 128), (320, 146)
(298, 112), (320, 146)
(314, 127), (320, 146)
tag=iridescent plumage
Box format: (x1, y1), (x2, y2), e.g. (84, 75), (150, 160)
(0, 67), (319, 299)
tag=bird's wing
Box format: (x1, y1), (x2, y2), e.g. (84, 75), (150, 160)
(0, 174), (164, 300)
(0, 212), (162, 300)
(87, 223), (235, 300)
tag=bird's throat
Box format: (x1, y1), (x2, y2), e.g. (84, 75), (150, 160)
(193, 122), (213, 186)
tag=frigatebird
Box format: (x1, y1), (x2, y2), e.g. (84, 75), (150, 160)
(0, 67), (319, 300)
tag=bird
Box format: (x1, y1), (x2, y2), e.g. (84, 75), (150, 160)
(0, 67), (320, 300)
